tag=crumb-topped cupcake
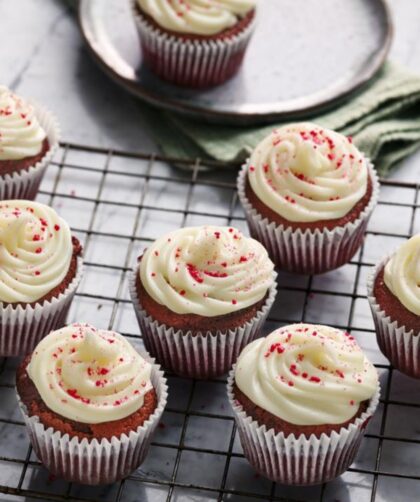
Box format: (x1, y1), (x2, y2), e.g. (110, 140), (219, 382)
(131, 0), (257, 88)
(129, 225), (277, 379)
(0, 86), (59, 200)
(368, 235), (420, 377)
(228, 323), (379, 485)
(238, 123), (379, 275)
(16, 323), (167, 485)
(0, 201), (83, 356)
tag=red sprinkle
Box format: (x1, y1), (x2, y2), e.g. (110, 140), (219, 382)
(309, 376), (321, 383)
(54, 224), (60, 231)
(187, 263), (203, 284)
(35, 247), (42, 254)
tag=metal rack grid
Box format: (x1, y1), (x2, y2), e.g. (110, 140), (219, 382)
(0, 142), (419, 502)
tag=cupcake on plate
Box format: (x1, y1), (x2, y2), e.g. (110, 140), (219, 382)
(368, 234), (420, 377)
(129, 225), (277, 379)
(16, 323), (168, 485)
(228, 323), (379, 485)
(131, 0), (257, 88)
(0, 86), (59, 200)
(237, 122), (380, 275)
(0, 200), (83, 356)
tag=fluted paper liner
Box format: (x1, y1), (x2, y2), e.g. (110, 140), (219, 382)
(17, 356), (168, 485)
(131, 0), (257, 88)
(129, 266), (277, 379)
(237, 162), (380, 275)
(367, 254), (420, 378)
(227, 368), (380, 486)
(0, 257), (83, 357)
(0, 101), (60, 200)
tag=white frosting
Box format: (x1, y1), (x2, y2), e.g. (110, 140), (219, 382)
(137, 0), (255, 35)
(0, 200), (73, 303)
(235, 323), (378, 426)
(0, 86), (47, 161)
(384, 235), (420, 316)
(27, 324), (153, 424)
(248, 123), (369, 223)
(139, 226), (274, 316)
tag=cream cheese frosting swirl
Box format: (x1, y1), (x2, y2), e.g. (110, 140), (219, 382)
(248, 123), (369, 223)
(0, 200), (73, 303)
(384, 235), (420, 316)
(27, 324), (153, 424)
(137, 0), (256, 36)
(235, 323), (378, 426)
(0, 86), (47, 161)
(139, 226), (274, 316)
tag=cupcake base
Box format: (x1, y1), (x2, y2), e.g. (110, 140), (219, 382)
(368, 256), (420, 378)
(129, 267), (277, 379)
(131, 0), (257, 88)
(237, 162), (380, 275)
(17, 355), (168, 485)
(227, 369), (380, 486)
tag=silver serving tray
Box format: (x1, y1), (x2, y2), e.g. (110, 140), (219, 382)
(78, 0), (393, 125)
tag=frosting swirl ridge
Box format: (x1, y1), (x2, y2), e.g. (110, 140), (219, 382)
(27, 324), (153, 424)
(139, 226), (274, 316)
(136, 0), (256, 36)
(0, 200), (73, 303)
(248, 123), (369, 223)
(0, 86), (47, 161)
(384, 234), (420, 316)
(235, 323), (378, 426)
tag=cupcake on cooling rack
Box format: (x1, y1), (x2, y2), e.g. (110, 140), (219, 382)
(0, 86), (59, 200)
(237, 122), (380, 275)
(129, 225), (277, 379)
(16, 323), (167, 485)
(228, 323), (379, 485)
(0, 200), (83, 356)
(131, 0), (257, 88)
(368, 234), (420, 378)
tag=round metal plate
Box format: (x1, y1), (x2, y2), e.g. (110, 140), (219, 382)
(78, 0), (393, 126)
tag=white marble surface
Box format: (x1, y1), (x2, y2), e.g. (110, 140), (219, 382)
(0, 0), (419, 180)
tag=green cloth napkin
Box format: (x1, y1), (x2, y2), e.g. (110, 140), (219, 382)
(143, 62), (420, 174)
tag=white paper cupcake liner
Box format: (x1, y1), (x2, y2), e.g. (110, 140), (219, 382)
(0, 257), (83, 357)
(129, 267), (277, 379)
(367, 254), (420, 378)
(17, 356), (168, 485)
(0, 101), (60, 201)
(227, 368), (380, 485)
(237, 162), (380, 275)
(131, 0), (257, 88)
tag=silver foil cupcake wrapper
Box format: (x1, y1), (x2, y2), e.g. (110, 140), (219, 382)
(17, 355), (168, 485)
(131, 0), (257, 88)
(227, 368), (380, 486)
(129, 267), (277, 379)
(367, 254), (420, 378)
(237, 162), (380, 275)
(0, 101), (60, 200)
(0, 257), (83, 357)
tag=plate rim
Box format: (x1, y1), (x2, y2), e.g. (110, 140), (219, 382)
(78, 0), (394, 126)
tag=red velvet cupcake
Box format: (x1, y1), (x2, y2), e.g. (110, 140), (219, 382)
(129, 225), (277, 379)
(237, 122), (380, 275)
(0, 200), (83, 356)
(228, 323), (380, 485)
(0, 86), (59, 200)
(131, 0), (257, 88)
(16, 323), (168, 485)
(368, 235), (420, 377)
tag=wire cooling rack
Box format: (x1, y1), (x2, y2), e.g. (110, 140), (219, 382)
(0, 142), (419, 502)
